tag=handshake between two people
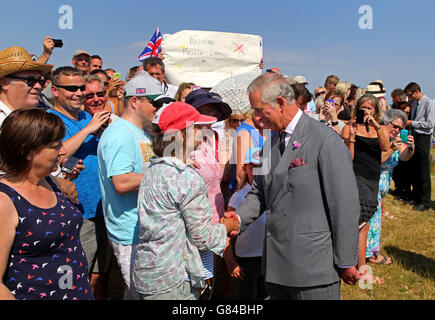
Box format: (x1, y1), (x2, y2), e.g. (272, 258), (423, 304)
(220, 211), (240, 238)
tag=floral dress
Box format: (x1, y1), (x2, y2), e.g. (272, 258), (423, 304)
(366, 150), (399, 258)
(132, 157), (227, 297)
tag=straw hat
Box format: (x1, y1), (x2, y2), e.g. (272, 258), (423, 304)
(366, 84), (386, 98)
(0, 46), (53, 79)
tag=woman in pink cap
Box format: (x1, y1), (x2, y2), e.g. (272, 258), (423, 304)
(132, 102), (238, 300)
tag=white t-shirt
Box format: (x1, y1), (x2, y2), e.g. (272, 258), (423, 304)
(229, 184), (266, 258)
(163, 82), (178, 99)
(0, 100), (13, 126)
(0, 100), (13, 174)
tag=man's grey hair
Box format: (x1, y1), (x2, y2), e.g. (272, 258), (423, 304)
(84, 74), (105, 88)
(247, 73), (295, 107)
(382, 108), (408, 125)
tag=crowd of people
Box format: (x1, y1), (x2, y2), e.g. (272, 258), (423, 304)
(0, 35), (433, 300)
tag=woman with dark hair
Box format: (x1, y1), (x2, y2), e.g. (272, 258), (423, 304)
(0, 108), (93, 300)
(346, 84), (359, 112)
(318, 90), (347, 135)
(342, 94), (391, 285)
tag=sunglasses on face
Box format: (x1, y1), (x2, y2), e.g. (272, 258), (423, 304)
(84, 90), (106, 100)
(54, 84), (86, 92)
(8, 76), (46, 88)
(231, 118), (243, 123)
(315, 91), (326, 97)
(390, 122), (403, 130)
(75, 57), (90, 62)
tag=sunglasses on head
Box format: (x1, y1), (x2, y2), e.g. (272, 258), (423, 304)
(84, 90), (106, 100)
(7, 76), (46, 88)
(54, 84), (86, 92)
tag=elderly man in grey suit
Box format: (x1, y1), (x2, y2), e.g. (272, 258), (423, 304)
(225, 73), (361, 300)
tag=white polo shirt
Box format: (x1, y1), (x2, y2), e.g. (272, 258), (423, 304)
(0, 100), (13, 126)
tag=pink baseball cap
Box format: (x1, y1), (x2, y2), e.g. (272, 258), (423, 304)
(152, 102), (217, 133)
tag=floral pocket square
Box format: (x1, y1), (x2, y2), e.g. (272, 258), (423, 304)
(290, 158), (307, 168)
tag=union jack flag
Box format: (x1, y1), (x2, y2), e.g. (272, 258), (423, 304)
(137, 27), (162, 62)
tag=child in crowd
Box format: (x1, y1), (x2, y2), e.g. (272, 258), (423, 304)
(227, 147), (268, 300)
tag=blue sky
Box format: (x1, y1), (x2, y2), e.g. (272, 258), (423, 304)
(1, 0), (435, 101)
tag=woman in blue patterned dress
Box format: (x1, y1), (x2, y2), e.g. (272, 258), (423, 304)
(0, 109), (92, 300)
(366, 109), (415, 265)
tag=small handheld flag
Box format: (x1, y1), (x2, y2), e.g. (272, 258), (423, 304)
(137, 27), (162, 62)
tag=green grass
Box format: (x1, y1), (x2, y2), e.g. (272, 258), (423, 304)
(341, 149), (435, 300)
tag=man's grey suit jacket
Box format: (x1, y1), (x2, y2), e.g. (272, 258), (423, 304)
(237, 113), (360, 288)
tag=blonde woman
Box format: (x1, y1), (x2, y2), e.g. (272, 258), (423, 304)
(336, 81), (352, 107)
(174, 82), (195, 102)
(342, 93), (391, 285)
(218, 111), (248, 170)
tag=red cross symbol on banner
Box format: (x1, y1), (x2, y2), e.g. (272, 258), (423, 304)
(233, 42), (245, 55)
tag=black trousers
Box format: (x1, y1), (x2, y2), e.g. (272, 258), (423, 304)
(235, 256), (268, 300)
(410, 133), (432, 205)
(392, 160), (412, 195)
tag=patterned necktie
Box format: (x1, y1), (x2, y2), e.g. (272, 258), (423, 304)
(279, 131), (286, 156)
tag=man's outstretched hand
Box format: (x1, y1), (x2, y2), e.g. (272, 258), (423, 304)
(339, 266), (361, 285)
(220, 211), (240, 238)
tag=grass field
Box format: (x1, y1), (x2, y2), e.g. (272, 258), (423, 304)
(341, 148), (435, 300)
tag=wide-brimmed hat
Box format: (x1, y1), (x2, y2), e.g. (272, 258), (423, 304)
(185, 89), (232, 121)
(366, 84), (386, 98)
(0, 46), (53, 79)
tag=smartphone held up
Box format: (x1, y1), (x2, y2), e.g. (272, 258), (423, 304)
(61, 156), (80, 175)
(400, 129), (408, 143)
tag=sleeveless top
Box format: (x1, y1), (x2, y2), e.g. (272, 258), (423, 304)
(338, 106), (351, 121)
(353, 136), (382, 222)
(353, 135), (381, 180)
(229, 122), (264, 191)
(0, 177), (93, 300)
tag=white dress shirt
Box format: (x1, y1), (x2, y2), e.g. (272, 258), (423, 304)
(281, 107), (303, 146)
(0, 100), (13, 126)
